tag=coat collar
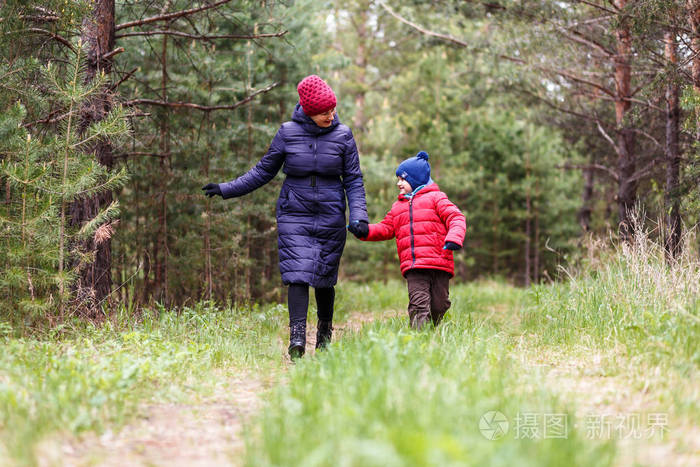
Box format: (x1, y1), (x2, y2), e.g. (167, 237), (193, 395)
(291, 103), (340, 135)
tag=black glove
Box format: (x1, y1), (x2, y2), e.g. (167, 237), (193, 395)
(443, 241), (461, 251)
(202, 183), (222, 198)
(347, 220), (369, 239)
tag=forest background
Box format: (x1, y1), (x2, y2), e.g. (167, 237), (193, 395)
(2, 0), (699, 320)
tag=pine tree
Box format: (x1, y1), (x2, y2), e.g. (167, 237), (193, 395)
(0, 43), (129, 322)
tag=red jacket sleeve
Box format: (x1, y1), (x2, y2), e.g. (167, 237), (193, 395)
(363, 207), (396, 242)
(435, 194), (466, 246)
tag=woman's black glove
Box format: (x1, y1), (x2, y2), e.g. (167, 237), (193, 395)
(202, 183), (222, 198)
(347, 220), (369, 239)
(443, 241), (461, 251)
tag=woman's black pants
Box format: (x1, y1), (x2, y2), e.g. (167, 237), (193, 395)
(288, 284), (334, 325)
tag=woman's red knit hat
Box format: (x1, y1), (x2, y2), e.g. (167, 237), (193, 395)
(297, 75), (337, 116)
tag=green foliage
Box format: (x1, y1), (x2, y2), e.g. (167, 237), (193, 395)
(112, 0), (322, 305)
(330, 11), (582, 284)
(0, 27), (130, 320)
(451, 110), (581, 280)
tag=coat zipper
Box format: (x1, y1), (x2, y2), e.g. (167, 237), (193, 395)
(409, 198), (416, 267)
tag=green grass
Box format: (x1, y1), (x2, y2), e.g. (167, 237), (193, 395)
(244, 281), (615, 467)
(519, 233), (700, 450)
(2, 234), (699, 466)
(0, 301), (287, 466)
(522, 235), (700, 367)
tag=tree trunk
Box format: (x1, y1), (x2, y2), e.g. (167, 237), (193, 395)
(578, 158), (594, 233)
(204, 81), (214, 301)
(613, 0), (636, 240)
(534, 178), (540, 282)
(156, 30), (170, 304)
(71, 0), (115, 316)
(524, 155), (532, 287)
(665, 30), (682, 260)
(689, 0), (700, 141)
(352, 5), (369, 137)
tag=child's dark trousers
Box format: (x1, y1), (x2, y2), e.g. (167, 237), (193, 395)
(405, 269), (451, 329)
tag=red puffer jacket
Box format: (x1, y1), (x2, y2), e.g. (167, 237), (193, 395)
(363, 183), (466, 276)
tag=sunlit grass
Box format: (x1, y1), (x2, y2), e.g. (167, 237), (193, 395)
(244, 282), (615, 467)
(523, 230), (700, 368)
(0, 301), (287, 466)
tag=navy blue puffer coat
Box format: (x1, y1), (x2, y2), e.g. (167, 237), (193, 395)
(219, 104), (369, 287)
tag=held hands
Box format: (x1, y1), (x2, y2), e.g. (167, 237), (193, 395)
(202, 183), (222, 198)
(443, 241), (461, 251)
(347, 220), (369, 239)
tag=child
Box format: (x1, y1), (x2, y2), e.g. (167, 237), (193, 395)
(348, 151), (466, 329)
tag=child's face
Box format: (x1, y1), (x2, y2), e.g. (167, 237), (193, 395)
(397, 177), (412, 196)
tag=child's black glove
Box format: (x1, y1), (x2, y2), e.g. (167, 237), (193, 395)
(202, 183), (222, 198)
(443, 241), (461, 250)
(348, 220), (369, 239)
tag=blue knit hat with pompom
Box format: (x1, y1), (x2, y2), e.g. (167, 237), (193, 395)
(396, 151), (431, 189)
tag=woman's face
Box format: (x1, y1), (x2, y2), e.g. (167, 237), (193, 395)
(310, 108), (336, 128)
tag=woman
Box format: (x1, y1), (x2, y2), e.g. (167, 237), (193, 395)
(203, 75), (369, 359)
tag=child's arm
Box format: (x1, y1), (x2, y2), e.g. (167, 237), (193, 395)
(436, 195), (466, 247)
(363, 209), (396, 242)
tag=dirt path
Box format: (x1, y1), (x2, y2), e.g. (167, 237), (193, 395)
(40, 304), (696, 467)
(44, 310), (399, 467)
(39, 373), (265, 467)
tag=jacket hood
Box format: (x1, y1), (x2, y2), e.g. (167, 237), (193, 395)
(292, 103), (340, 135)
(398, 181), (439, 201)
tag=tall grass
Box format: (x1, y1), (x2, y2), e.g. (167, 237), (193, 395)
(0, 301), (287, 465)
(244, 282), (614, 467)
(523, 228), (700, 368)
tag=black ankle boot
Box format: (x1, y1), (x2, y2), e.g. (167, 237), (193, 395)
(288, 321), (306, 360)
(315, 320), (333, 350)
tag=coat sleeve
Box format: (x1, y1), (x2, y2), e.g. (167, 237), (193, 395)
(219, 126), (286, 199)
(363, 207), (396, 242)
(342, 128), (369, 223)
(435, 193), (466, 246)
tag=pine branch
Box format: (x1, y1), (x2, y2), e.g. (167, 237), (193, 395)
(553, 25), (615, 57)
(71, 166), (129, 199)
(114, 152), (170, 160)
(378, 2), (469, 47)
(110, 67), (138, 91)
(557, 163), (619, 181)
(24, 28), (76, 52)
(115, 0), (234, 31)
(75, 200), (120, 242)
(124, 81), (279, 112)
(101, 47), (124, 61)
(379, 1), (615, 97)
(115, 30), (287, 40)
(573, 0), (618, 15)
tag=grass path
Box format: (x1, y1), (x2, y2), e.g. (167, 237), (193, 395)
(33, 308), (404, 467)
(2, 279), (697, 466)
(517, 344), (700, 467)
(43, 372), (266, 467)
